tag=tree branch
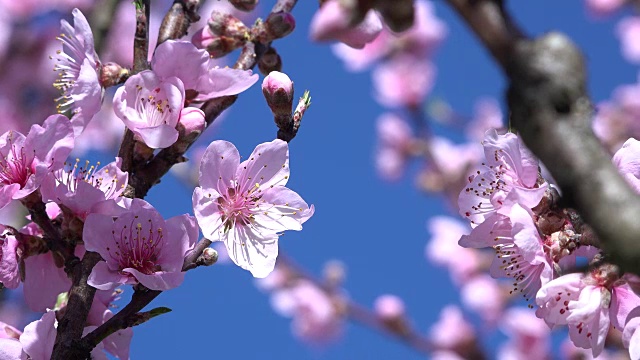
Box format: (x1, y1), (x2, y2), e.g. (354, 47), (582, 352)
(444, 0), (640, 275)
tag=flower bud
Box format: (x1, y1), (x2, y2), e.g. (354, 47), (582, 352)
(200, 247), (219, 266)
(99, 62), (129, 88)
(258, 47), (282, 75)
(374, 294), (410, 336)
(262, 71), (294, 122)
(209, 11), (249, 37)
(175, 107), (206, 152)
(229, 0), (258, 11)
(252, 12), (296, 43)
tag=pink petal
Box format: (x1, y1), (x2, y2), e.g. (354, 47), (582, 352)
(236, 139), (290, 193)
(195, 67), (259, 101)
(135, 124), (179, 149)
(88, 261), (128, 290)
(23, 253), (71, 312)
(152, 40), (209, 90)
(20, 311), (57, 360)
(199, 140), (240, 193)
(192, 187), (223, 238)
(124, 268), (185, 291)
(225, 226), (279, 278)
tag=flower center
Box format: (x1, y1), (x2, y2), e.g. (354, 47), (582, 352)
(107, 217), (163, 275)
(218, 184), (261, 232)
(0, 139), (33, 188)
(136, 86), (173, 127)
(56, 159), (120, 199)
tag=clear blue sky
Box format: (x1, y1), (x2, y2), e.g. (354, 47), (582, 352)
(84, 1), (638, 359)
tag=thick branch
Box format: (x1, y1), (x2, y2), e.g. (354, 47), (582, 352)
(445, 0), (640, 275)
(51, 251), (102, 360)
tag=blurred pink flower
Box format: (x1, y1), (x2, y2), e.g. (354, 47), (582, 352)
(372, 55), (435, 109)
(460, 274), (505, 324)
(617, 17), (640, 64)
(271, 279), (343, 344)
(0, 227), (20, 289)
(497, 307), (550, 360)
(193, 140), (314, 278)
(84, 198), (198, 291)
(425, 216), (481, 285)
(429, 305), (475, 351)
(465, 98), (504, 141)
(374, 294), (405, 320)
(309, 0), (382, 49)
(375, 113), (412, 181)
(584, 0), (625, 17)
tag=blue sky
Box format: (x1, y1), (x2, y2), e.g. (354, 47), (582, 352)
(66, 1), (640, 359)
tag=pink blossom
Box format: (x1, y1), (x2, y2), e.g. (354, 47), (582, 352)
(459, 204), (553, 302)
(593, 76), (640, 152)
(372, 55), (435, 109)
(40, 158), (128, 220)
(0, 115), (74, 210)
(330, 0), (447, 71)
(113, 70), (190, 149)
(584, 0), (625, 17)
(84, 198), (198, 291)
(52, 8), (102, 136)
(375, 113), (412, 181)
(309, 0), (382, 49)
(151, 40), (258, 102)
(497, 307), (550, 360)
(459, 129), (547, 227)
(271, 279), (342, 344)
(613, 138), (640, 193)
(425, 216), (481, 284)
(374, 294), (405, 320)
(536, 270), (640, 357)
(429, 306), (475, 352)
(617, 17), (640, 64)
(193, 139), (314, 278)
(19, 311), (57, 360)
(460, 274), (506, 324)
(465, 98), (504, 141)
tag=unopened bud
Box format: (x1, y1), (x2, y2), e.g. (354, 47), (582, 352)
(99, 62), (129, 87)
(258, 47), (282, 75)
(200, 247), (218, 266)
(252, 12), (296, 43)
(229, 0), (258, 11)
(262, 71), (294, 126)
(374, 294), (410, 336)
(175, 107), (206, 152)
(209, 11), (249, 37)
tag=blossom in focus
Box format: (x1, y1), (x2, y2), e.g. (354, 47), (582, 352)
(151, 40), (258, 103)
(193, 139), (314, 278)
(458, 129), (547, 227)
(535, 269), (640, 357)
(309, 0), (382, 49)
(271, 279), (343, 344)
(372, 55), (435, 109)
(40, 157), (128, 220)
(0, 114), (74, 210)
(52, 8), (102, 136)
(84, 198), (198, 291)
(113, 70), (191, 149)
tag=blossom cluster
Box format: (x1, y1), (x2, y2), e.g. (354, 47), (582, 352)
(453, 129), (640, 358)
(0, 4), (315, 359)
